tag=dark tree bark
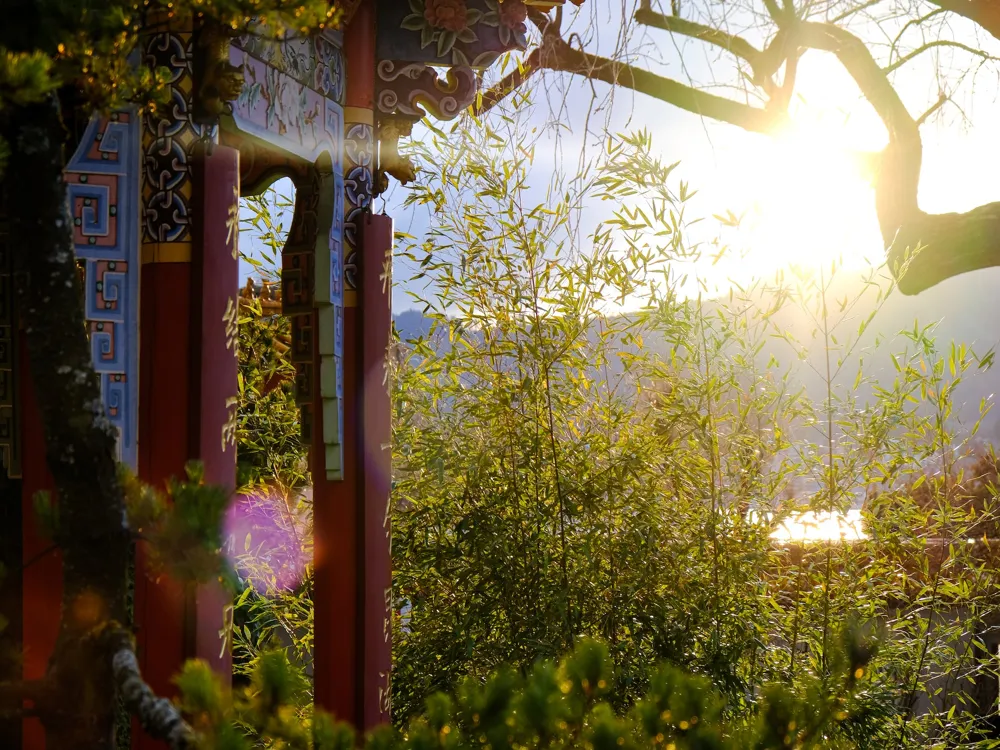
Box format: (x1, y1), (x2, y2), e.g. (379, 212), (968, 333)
(4, 96), (195, 750)
(7, 93), (131, 749)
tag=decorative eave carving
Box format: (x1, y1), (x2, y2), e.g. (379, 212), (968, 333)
(374, 62), (478, 191)
(193, 21), (245, 127)
(376, 60), (478, 121)
(374, 0), (578, 191)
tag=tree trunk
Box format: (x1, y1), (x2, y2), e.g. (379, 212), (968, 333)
(887, 204), (1000, 295)
(5, 95), (131, 749)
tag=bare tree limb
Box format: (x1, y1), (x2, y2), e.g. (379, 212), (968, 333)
(795, 21), (918, 144)
(472, 4), (1000, 295)
(889, 8), (947, 62)
(883, 38), (1000, 74)
(634, 6), (797, 92)
(915, 91), (949, 127)
(538, 35), (784, 134)
(830, 0), (885, 25)
(762, 0), (786, 24)
(634, 8), (762, 65)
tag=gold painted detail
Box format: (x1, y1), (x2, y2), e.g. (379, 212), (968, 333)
(344, 106), (375, 126)
(141, 243), (193, 264)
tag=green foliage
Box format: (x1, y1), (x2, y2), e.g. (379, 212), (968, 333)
(173, 650), (332, 750)
(212, 69), (1000, 750)
(120, 461), (233, 584)
(229, 184), (316, 746)
(237, 186), (308, 492)
(175, 633), (881, 749)
(390, 100), (1000, 747)
(31, 490), (60, 542)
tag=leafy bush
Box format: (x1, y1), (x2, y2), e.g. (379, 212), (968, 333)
(231, 184), (316, 742)
(389, 106), (1000, 747)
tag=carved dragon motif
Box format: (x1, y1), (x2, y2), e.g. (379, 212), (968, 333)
(196, 22), (245, 122)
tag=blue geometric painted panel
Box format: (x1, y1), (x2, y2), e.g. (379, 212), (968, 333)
(65, 112), (140, 469)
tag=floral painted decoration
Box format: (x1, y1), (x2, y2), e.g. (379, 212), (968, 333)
(402, 0), (484, 57)
(425, 0), (470, 32)
(482, 0), (528, 45)
(481, 0), (529, 49)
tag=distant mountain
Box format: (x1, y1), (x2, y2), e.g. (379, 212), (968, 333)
(393, 266), (1000, 440)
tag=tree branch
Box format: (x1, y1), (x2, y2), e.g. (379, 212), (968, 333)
(762, 0), (786, 24)
(889, 8), (947, 62)
(538, 36), (783, 134)
(793, 20), (922, 241)
(888, 202), (1000, 295)
(915, 91), (949, 127)
(883, 38), (1000, 74)
(795, 21), (918, 144)
(926, 0), (1000, 41)
(634, 7), (796, 91)
(634, 8), (761, 65)
(474, 4), (1000, 297)
(7, 92), (135, 749)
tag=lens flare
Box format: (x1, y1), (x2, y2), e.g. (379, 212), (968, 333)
(223, 486), (312, 593)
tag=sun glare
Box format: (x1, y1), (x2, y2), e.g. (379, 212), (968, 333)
(691, 54), (894, 287)
(731, 124), (882, 279)
(770, 509), (867, 543)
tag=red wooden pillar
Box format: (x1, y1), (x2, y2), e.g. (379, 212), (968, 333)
(314, 0), (390, 728)
(189, 144), (240, 674)
(360, 213), (393, 727)
(135, 144), (238, 748)
(135, 228), (191, 748)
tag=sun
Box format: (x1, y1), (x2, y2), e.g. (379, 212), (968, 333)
(729, 122), (884, 280)
(692, 53), (895, 287)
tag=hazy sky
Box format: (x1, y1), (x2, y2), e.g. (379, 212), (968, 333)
(240, 1), (1000, 312)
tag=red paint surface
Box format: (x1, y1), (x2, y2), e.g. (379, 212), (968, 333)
(135, 260), (192, 750)
(190, 145), (239, 677)
(133, 146), (239, 748)
(314, 0), (377, 728)
(19, 337), (60, 750)
(313, 305), (361, 725)
(360, 214), (393, 728)
(344, 2), (375, 110)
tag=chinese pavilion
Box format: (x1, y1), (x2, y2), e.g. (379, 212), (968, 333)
(0, 1), (568, 747)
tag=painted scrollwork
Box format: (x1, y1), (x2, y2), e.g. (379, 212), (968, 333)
(376, 60), (477, 120)
(66, 113), (141, 468)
